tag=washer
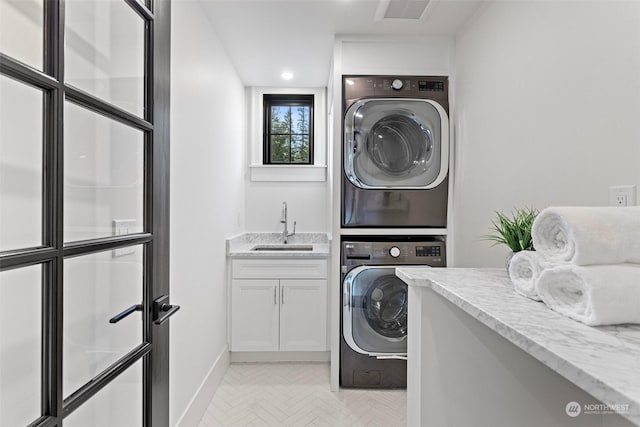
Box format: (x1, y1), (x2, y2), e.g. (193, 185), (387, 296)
(342, 75), (449, 228)
(340, 237), (446, 388)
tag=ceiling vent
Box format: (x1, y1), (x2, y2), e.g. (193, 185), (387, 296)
(375, 0), (431, 20)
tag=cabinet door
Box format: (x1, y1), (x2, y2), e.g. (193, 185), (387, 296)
(231, 279), (279, 351)
(279, 280), (327, 351)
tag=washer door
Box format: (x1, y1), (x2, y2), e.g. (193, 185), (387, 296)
(343, 266), (408, 357)
(344, 98), (448, 189)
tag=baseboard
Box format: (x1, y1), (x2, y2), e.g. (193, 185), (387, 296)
(230, 351), (331, 363)
(176, 345), (230, 427)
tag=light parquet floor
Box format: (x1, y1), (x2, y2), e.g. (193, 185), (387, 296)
(198, 362), (406, 427)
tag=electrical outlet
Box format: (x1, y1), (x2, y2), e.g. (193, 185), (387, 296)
(112, 219), (136, 257)
(609, 185), (637, 207)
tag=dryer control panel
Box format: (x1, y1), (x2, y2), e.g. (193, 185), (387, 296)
(343, 75), (449, 113)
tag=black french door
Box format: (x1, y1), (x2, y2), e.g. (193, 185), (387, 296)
(0, 0), (172, 425)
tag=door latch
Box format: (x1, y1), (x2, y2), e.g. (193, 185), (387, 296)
(153, 295), (180, 325)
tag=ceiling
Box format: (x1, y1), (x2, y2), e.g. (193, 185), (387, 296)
(199, 0), (485, 87)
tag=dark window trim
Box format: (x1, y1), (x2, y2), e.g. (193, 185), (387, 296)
(263, 94), (314, 165)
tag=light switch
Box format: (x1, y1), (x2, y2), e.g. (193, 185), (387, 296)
(113, 219), (136, 257)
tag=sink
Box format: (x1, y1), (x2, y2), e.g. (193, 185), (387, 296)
(251, 244), (314, 251)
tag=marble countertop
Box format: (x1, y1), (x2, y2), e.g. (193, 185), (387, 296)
(396, 267), (640, 426)
(226, 232), (330, 258)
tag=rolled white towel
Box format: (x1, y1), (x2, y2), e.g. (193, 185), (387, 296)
(531, 206), (640, 265)
(507, 251), (550, 301)
(536, 264), (640, 326)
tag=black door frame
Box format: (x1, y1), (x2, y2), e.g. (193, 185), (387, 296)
(0, 0), (171, 425)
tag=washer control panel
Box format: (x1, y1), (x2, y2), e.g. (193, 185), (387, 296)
(391, 79), (404, 90)
(342, 240), (446, 267)
(415, 245), (441, 257)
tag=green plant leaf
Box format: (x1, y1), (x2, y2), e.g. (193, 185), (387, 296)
(481, 207), (538, 252)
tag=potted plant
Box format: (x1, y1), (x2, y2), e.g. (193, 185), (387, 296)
(483, 207), (538, 271)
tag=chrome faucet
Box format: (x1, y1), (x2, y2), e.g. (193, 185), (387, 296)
(280, 201), (296, 244)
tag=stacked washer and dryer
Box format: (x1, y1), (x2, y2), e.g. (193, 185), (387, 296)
(340, 76), (449, 388)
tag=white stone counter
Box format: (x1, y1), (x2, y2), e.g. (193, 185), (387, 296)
(226, 233), (330, 258)
(396, 267), (640, 427)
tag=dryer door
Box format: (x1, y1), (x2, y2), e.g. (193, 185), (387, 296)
(344, 98), (448, 189)
(343, 266), (408, 357)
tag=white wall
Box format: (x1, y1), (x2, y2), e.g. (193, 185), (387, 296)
(243, 85), (329, 233)
(170, 2), (245, 425)
(340, 36), (453, 76)
(452, 0), (640, 267)
(244, 182), (328, 232)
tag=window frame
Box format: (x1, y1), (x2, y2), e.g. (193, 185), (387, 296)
(263, 94), (314, 165)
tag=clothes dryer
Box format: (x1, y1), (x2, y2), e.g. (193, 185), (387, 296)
(342, 75), (449, 228)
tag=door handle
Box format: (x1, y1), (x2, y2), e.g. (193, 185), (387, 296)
(344, 274), (352, 312)
(376, 354), (408, 361)
(281, 286), (285, 304)
(353, 131), (362, 154)
(153, 295), (180, 325)
(109, 304), (142, 323)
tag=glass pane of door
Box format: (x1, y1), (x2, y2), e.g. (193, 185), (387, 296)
(65, 0), (145, 116)
(0, 0), (43, 70)
(64, 360), (142, 427)
(0, 264), (42, 426)
(0, 74), (43, 252)
(63, 245), (143, 397)
(63, 101), (144, 242)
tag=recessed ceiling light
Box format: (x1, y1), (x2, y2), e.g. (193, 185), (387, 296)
(281, 71), (293, 80)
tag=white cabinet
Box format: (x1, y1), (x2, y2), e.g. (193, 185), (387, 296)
(231, 279), (279, 351)
(279, 279), (327, 351)
(230, 259), (328, 352)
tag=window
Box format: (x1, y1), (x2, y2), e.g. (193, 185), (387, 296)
(263, 94), (314, 164)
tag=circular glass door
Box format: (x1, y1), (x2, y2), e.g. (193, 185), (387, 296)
(343, 266), (408, 355)
(368, 114), (432, 176)
(364, 275), (407, 339)
(344, 98), (448, 189)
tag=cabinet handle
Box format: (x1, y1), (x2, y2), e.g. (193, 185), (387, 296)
(274, 286), (277, 305)
(281, 287), (285, 304)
